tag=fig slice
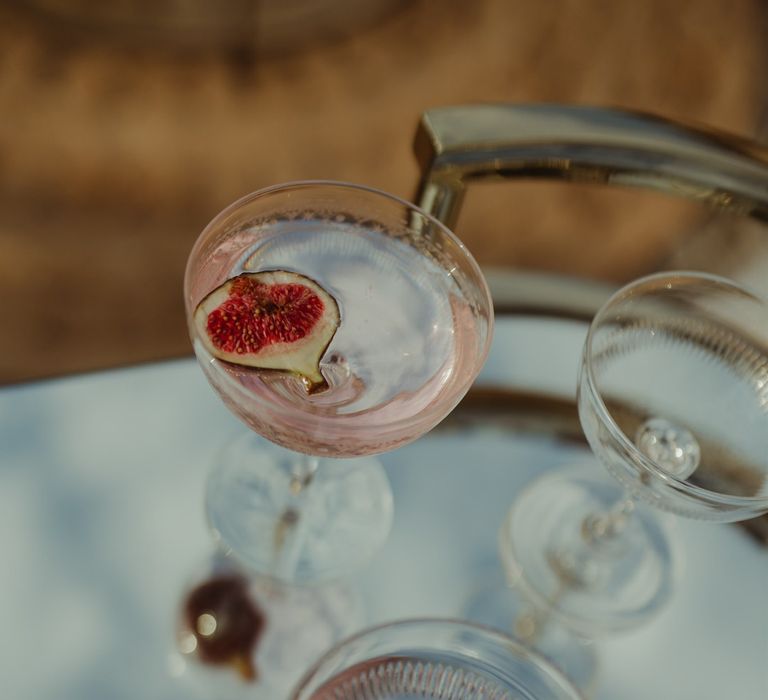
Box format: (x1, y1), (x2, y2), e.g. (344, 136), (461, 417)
(194, 270), (340, 392)
(181, 574), (265, 682)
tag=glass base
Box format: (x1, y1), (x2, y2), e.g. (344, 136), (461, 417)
(170, 551), (364, 698)
(465, 580), (597, 697)
(206, 432), (393, 584)
(499, 465), (676, 638)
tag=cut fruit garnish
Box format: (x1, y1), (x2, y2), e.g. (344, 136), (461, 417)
(181, 574), (265, 682)
(194, 270), (340, 392)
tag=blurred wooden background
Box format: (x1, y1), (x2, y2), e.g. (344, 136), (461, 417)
(0, 0), (765, 383)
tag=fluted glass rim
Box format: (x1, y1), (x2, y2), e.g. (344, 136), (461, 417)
(290, 617), (584, 700)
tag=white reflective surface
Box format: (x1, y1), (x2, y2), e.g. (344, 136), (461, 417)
(1, 317), (766, 699)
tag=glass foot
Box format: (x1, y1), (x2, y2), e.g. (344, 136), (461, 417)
(206, 432), (393, 584)
(169, 552), (364, 698)
(500, 465), (676, 638)
(465, 578), (597, 697)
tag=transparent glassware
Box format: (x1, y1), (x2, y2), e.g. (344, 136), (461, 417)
(290, 619), (584, 700)
(184, 181), (493, 585)
(486, 271), (768, 688)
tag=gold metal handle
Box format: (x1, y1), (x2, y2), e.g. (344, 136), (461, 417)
(415, 105), (768, 541)
(413, 103), (768, 232)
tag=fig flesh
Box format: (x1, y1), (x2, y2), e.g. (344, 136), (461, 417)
(194, 270), (340, 392)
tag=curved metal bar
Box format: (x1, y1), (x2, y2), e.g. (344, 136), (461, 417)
(413, 104), (768, 539)
(413, 104), (768, 231)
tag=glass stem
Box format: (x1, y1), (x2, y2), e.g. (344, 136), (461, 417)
(513, 582), (565, 643)
(273, 454), (321, 579)
(581, 492), (636, 545)
(512, 496), (638, 645)
(289, 454), (321, 495)
(547, 491), (638, 591)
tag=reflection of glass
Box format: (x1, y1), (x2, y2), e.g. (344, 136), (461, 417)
(485, 272), (768, 688)
(184, 181), (493, 584)
(290, 619), (583, 700)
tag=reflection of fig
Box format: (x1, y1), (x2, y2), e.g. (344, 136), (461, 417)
(182, 575), (265, 681)
(194, 270), (340, 392)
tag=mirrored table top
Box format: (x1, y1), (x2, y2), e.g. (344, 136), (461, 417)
(1, 317), (766, 699)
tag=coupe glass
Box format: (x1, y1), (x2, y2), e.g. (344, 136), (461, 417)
(484, 271), (768, 685)
(184, 181), (493, 585)
(290, 618), (584, 700)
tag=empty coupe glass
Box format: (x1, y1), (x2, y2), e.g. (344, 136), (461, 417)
(480, 271), (768, 690)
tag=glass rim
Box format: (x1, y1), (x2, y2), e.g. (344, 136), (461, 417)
(197, 178), (480, 263)
(289, 617), (584, 700)
(582, 269), (768, 511)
